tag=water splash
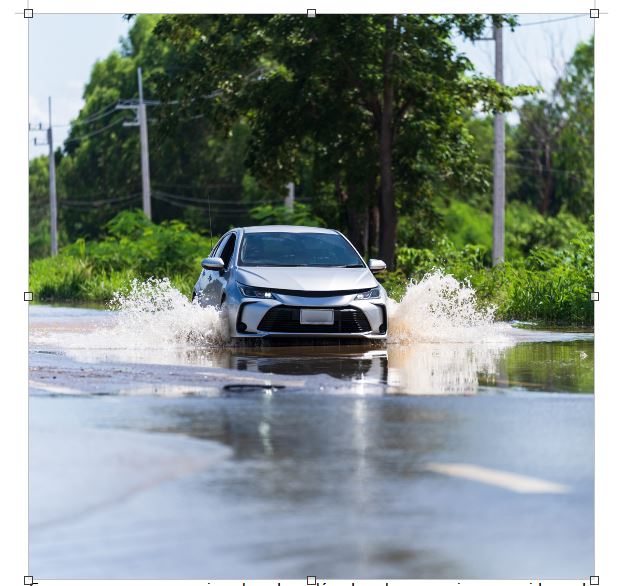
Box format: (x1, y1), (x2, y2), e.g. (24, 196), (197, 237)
(31, 272), (513, 368)
(387, 270), (513, 344)
(31, 278), (229, 363)
(108, 278), (228, 347)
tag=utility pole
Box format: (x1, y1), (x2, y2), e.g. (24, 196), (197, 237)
(30, 98), (59, 256)
(137, 67), (152, 220)
(492, 19), (505, 266)
(117, 67), (152, 219)
(47, 97), (59, 255)
(284, 181), (295, 211)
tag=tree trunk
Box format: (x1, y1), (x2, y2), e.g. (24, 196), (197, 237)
(369, 203), (380, 259)
(378, 16), (397, 269)
(337, 178), (368, 254)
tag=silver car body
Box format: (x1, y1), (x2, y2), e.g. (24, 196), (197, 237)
(193, 226), (388, 339)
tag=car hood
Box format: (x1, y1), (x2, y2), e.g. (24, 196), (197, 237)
(235, 266), (379, 292)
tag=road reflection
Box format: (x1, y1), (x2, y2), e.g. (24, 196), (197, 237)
(195, 338), (593, 395)
(186, 342), (511, 395)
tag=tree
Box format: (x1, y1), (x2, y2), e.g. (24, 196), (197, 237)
(155, 14), (531, 267)
(511, 37), (593, 219)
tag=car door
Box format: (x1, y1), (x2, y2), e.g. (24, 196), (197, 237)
(201, 232), (238, 307)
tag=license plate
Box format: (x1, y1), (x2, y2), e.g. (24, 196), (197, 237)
(300, 309), (334, 325)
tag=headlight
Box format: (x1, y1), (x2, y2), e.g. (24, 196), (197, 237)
(355, 286), (381, 300)
(237, 283), (276, 299)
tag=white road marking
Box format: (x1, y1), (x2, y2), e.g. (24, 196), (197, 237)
(425, 462), (569, 494)
(29, 380), (83, 395)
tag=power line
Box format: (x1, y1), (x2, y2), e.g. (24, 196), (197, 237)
(153, 189), (252, 206)
(152, 192), (252, 215)
(75, 99), (122, 124)
(65, 116), (129, 144)
(153, 195), (255, 210)
(31, 101), (122, 130)
(60, 193), (142, 207)
(516, 14), (587, 27)
(153, 181), (240, 191)
(154, 192), (289, 209)
(72, 105), (120, 126)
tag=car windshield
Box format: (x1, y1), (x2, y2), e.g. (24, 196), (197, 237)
(239, 232), (365, 267)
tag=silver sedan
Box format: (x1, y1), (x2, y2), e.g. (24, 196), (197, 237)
(193, 226), (388, 339)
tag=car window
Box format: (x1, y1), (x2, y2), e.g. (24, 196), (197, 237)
(210, 234), (228, 258)
(220, 233), (237, 268)
(239, 232), (364, 267)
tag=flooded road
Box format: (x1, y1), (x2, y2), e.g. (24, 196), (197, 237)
(29, 305), (593, 579)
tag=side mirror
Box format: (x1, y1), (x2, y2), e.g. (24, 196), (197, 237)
(368, 258), (387, 273)
(201, 257), (225, 271)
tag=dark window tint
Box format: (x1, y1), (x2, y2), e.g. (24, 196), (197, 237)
(210, 234), (227, 257)
(239, 232), (364, 267)
(220, 234), (237, 268)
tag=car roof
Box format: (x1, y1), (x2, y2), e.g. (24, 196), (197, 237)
(240, 225), (339, 235)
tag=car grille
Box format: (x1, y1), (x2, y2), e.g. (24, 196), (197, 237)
(257, 306), (371, 334)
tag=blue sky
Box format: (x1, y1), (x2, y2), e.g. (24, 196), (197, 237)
(28, 13), (594, 159)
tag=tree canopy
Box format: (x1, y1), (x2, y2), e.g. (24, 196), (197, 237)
(29, 15), (592, 267)
(154, 14), (534, 266)
(511, 37), (593, 218)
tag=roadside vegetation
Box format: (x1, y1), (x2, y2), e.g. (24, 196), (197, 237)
(29, 15), (594, 326)
(30, 207), (593, 325)
(30, 211), (216, 302)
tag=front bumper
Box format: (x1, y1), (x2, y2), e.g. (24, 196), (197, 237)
(226, 292), (387, 339)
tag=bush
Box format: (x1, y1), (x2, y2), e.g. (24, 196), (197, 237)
(499, 231), (594, 324)
(30, 210), (215, 303)
(439, 200), (492, 253)
(439, 199), (589, 261)
(387, 229), (593, 325)
(63, 209), (215, 277)
(396, 239), (488, 278)
(505, 201), (589, 258)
